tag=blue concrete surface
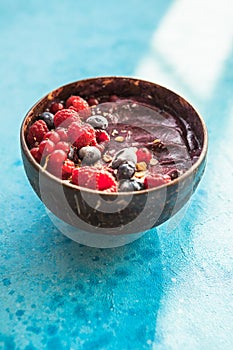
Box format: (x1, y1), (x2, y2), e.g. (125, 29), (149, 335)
(0, 0), (233, 349)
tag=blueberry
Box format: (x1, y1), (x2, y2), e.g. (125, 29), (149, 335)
(38, 112), (54, 129)
(79, 146), (101, 165)
(111, 147), (137, 169)
(119, 179), (144, 192)
(86, 115), (108, 129)
(117, 161), (135, 180)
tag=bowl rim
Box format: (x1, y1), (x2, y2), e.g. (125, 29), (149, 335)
(20, 75), (208, 196)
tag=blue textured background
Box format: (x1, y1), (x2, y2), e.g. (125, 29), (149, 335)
(0, 0), (233, 349)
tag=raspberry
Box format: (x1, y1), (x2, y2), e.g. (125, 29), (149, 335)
(54, 109), (80, 128)
(136, 147), (152, 163)
(56, 128), (68, 142)
(54, 141), (70, 153)
(98, 171), (117, 192)
(72, 167), (117, 192)
(95, 129), (110, 143)
(27, 120), (49, 147)
(39, 139), (55, 157)
(30, 147), (42, 163)
(144, 174), (171, 189)
(62, 159), (75, 180)
(66, 95), (89, 112)
(67, 121), (96, 149)
(43, 131), (60, 144)
(46, 150), (67, 177)
(50, 101), (64, 114)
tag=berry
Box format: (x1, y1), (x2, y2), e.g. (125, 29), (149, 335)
(38, 112), (54, 129)
(87, 97), (99, 106)
(95, 129), (110, 143)
(98, 170), (117, 192)
(66, 95), (89, 112)
(144, 174), (171, 189)
(165, 168), (179, 180)
(116, 161), (135, 180)
(119, 179), (144, 192)
(72, 167), (117, 192)
(54, 108), (80, 128)
(67, 121), (96, 149)
(30, 147), (41, 163)
(136, 147), (152, 163)
(56, 128), (68, 142)
(111, 147), (137, 169)
(54, 141), (70, 153)
(62, 159), (75, 180)
(39, 139), (55, 157)
(109, 95), (119, 102)
(46, 150), (67, 177)
(27, 120), (49, 147)
(50, 101), (64, 114)
(78, 146), (101, 165)
(86, 115), (108, 129)
(43, 131), (60, 144)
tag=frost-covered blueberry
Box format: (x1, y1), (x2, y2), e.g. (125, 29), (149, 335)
(79, 146), (101, 165)
(116, 161), (135, 180)
(86, 115), (108, 129)
(119, 179), (144, 192)
(111, 147), (137, 169)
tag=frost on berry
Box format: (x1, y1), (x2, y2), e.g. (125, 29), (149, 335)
(46, 150), (67, 178)
(66, 95), (89, 112)
(67, 122), (96, 149)
(54, 109), (80, 128)
(71, 167), (117, 192)
(144, 174), (171, 189)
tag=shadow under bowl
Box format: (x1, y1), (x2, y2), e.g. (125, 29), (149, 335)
(20, 76), (208, 242)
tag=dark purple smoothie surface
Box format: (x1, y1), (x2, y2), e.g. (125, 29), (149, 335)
(90, 99), (200, 179)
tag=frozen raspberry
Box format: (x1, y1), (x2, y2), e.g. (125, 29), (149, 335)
(72, 166), (94, 188)
(98, 170), (117, 192)
(56, 128), (68, 142)
(30, 147), (42, 163)
(54, 141), (70, 153)
(136, 147), (152, 163)
(95, 129), (110, 143)
(43, 131), (60, 144)
(46, 150), (67, 177)
(50, 101), (64, 114)
(62, 159), (75, 180)
(144, 174), (171, 189)
(27, 120), (49, 147)
(54, 109), (80, 128)
(39, 139), (55, 157)
(67, 121), (96, 149)
(66, 95), (89, 112)
(72, 167), (117, 192)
